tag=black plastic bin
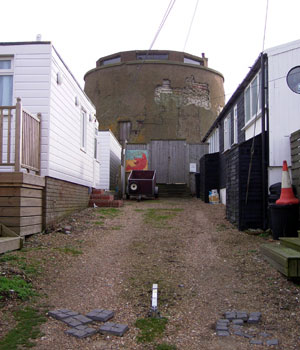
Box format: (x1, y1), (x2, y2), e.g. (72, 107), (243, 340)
(269, 203), (299, 240)
(195, 173), (200, 198)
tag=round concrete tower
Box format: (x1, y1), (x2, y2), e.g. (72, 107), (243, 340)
(84, 50), (225, 144)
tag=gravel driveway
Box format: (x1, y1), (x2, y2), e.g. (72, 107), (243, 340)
(3, 198), (300, 349)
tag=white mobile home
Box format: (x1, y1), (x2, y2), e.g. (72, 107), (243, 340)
(0, 41), (100, 235)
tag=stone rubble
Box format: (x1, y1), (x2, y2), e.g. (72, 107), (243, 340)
(216, 311), (279, 347)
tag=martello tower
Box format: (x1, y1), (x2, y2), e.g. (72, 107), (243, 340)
(84, 50), (225, 144)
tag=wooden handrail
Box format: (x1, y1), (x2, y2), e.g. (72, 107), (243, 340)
(0, 98), (41, 174)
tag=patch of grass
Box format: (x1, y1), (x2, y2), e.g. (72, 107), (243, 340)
(134, 209), (145, 212)
(135, 317), (168, 343)
(0, 276), (36, 300)
(97, 208), (120, 218)
(156, 344), (177, 350)
(110, 225), (122, 230)
(0, 255), (41, 276)
(95, 221), (104, 225)
(0, 307), (47, 349)
(57, 246), (83, 256)
(143, 208), (183, 228)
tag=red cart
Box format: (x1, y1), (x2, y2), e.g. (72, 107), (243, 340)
(127, 170), (158, 201)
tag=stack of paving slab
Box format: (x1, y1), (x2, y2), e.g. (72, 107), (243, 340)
(48, 308), (128, 339)
(216, 311), (279, 346)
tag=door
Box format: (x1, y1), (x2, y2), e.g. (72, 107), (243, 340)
(151, 140), (186, 183)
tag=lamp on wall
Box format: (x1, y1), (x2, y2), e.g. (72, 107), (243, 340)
(57, 72), (63, 85)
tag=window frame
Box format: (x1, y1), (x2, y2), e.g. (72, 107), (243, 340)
(224, 114), (231, 152)
(0, 56), (14, 107)
(233, 105), (238, 145)
(244, 70), (262, 124)
(80, 109), (87, 151)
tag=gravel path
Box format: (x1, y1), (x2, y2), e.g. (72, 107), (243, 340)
(4, 198), (300, 349)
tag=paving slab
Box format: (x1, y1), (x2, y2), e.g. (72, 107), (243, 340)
(99, 322), (129, 337)
(86, 309), (114, 322)
(65, 325), (97, 338)
(217, 330), (230, 337)
(266, 339), (279, 346)
(63, 315), (93, 327)
(250, 339), (263, 345)
(236, 311), (248, 320)
(248, 316), (261, 324)
(216, 324), (228, 331)
(232, 319), (244, 325)
(48, 309), (79, 320)
(224, 311), (236, 320)
(217, 319), (230, 324)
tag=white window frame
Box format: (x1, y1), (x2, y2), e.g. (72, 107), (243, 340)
(208, 127), (219, 154)
(80, 109), (87, 151)
(244, 70), (262, 124)
(0, 57), (14, 106)
(224, 114), (231, 151)
(233, 105), (238, 145)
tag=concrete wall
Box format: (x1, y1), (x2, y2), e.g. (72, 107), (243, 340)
(84, 51), (225, 144)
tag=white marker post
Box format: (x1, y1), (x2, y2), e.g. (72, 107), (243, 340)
(151, 284), (159, 317)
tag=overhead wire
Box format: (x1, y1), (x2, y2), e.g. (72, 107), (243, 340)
(183, 0), (199, 52)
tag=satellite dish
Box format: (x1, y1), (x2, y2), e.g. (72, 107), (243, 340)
(287, 66), (300, 94)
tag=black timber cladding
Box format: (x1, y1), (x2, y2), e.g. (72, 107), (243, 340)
(199, 153), (219, 202)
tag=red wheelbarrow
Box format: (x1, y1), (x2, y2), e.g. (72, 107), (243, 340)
(127, 170), (158, 201)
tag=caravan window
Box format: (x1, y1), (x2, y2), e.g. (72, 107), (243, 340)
(0, 58), (13, 106)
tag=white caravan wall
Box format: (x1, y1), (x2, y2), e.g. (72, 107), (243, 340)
(267, 40), (300, 169)
(48, 46), (98, 187)
(0, 43), (52, 173)
(99, 131), (111, 190)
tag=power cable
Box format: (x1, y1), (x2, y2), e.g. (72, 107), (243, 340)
(183, 0), (199, 52)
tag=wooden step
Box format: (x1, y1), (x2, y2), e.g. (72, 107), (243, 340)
(0, 236), (23, 254)
(280, 237), (300, 252)
(261, 243), (300, 278)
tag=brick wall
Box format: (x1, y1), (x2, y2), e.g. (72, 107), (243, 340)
(43, 177), (90, 228)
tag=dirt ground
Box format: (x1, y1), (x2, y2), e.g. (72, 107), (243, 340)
(1, 197), (300, 349)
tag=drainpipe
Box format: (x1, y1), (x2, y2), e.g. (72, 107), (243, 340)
(261, 53), (269, 230)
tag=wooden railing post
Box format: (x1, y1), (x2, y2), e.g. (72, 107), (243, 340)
(37, 113), (42, 175)
(15, 98), (22, 172)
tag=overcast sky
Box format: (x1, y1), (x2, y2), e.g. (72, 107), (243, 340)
(2, 0), (300, 101)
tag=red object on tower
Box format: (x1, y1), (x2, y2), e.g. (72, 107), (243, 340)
(276, 160), (300, 205)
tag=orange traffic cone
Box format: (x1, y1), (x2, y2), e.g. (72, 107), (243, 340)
(276, 160), (299, 205)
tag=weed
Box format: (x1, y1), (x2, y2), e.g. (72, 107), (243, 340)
(143, 208), (183, 228)
(0, 307), (47, 349)
(0, 255), (41, 276)
(216, 223), (228, 231)
(110, 226), (122, 230)
(0, 276), (36, 300)
(97, 208), (120, 218)
(134, 209), (145, 212)
(156, 344), (177, 350)
(57, 246), (82, 256)
(248, 249), (257, 253)
(135, 317), (168, 343)
(95, 221), (104, 225)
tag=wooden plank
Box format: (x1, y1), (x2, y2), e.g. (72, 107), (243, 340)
(0, 216), (42, 226)
(0, 207), (42, 217)
(10, 224), (42, 236)
(290, 130), (300, 142)
(0, 197), (42, 207)
(0, 237), (22, 254)
(0, 187), (42, 198)
(279, 237), (300, 252)
(0, 172), (45, 187)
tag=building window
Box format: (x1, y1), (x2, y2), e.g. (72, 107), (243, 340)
(80, 110), (87, 150)
(94, 128), (99, 160)
(208, 127), (219, 154)
(224, 114), (231, 151)
(119, 121), (131, 142)
(100, 56), (121, 66)
(184, 57), (204, 66)
(136, 53), (168, 60)
(0, 58), (13, 106)
(244, 70), (262, 123)
(233, 105), (238, 144)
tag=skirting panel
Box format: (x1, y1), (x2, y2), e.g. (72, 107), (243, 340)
(43, 177), (90, 228)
